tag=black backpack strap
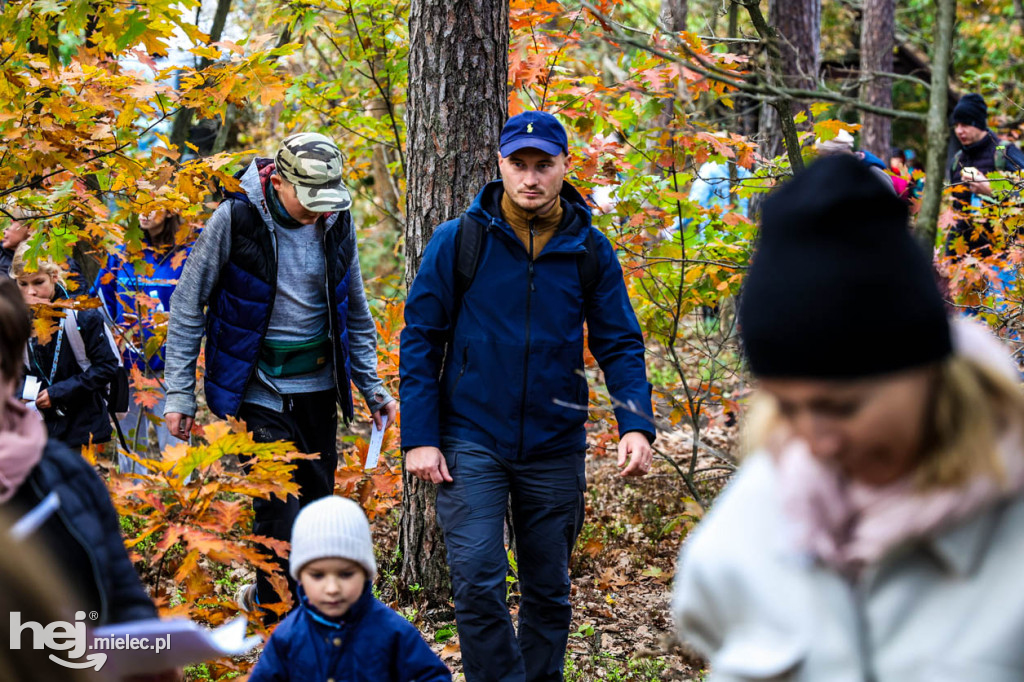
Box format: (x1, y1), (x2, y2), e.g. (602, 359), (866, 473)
(454, 213), (486, 300)
(577, 228), (601, 306)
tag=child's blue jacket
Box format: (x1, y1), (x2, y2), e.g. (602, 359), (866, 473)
(249, 586), (452, 682)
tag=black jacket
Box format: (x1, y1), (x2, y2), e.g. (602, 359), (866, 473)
(0, 246), (12, 278)
(23, 293), (117, 448)
(947, 133), (1024, 254)
(10, 439), (157, 624)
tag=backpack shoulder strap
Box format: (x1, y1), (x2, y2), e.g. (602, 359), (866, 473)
(63, 309), (121, 372)
(454, 213), (486, 299)
(578, 228), (602, 305)
(63, 309), (90, 372)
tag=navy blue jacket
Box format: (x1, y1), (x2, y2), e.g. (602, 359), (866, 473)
(400, 180), (654, 459)
(204, 171), (354, 420)
(249, 586), (451, 682)
(10, 439), (157, 625)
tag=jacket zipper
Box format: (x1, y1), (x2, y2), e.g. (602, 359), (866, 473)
(850, 579), (878, 682)
(517, 219), (536, 458)
(240, 228), (278, 408)
(452, 345), (468, 393)
(322, 217), (346, 416)
(30, 476), (109, 623)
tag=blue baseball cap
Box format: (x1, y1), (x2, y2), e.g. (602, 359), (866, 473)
(499, 111), (569, 157)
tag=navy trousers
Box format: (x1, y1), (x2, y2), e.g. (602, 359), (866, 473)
(437, 438), (586, 682)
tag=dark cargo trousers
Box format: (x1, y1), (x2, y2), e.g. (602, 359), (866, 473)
(437, 438), (586, 682)
(238, 390), (339, 607)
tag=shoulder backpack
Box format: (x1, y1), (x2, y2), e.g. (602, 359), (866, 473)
(452, 213), (602, 304)
(63, 310), (131, 449)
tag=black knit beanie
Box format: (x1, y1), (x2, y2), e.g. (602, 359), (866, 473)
(951, 93), (988, 130)
(738, 155), (951, 379)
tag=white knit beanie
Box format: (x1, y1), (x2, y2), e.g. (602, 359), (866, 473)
(289, 496), (377, 582)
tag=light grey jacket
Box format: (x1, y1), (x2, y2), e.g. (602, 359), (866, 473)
(163, 161), (393, 418)
(673, 453), (1024, 682)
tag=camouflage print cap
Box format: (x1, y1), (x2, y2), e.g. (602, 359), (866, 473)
(275, 132), (353, 212)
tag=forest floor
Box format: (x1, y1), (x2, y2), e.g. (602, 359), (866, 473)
(367, 425), (737, 682)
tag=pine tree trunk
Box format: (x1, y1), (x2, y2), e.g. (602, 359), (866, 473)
(860, 0), (894, 160)
(400, 0), (508, 601)
(757, 0), (820, 161)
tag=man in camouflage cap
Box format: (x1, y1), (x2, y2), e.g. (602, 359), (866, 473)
(164, 132), (398, 616)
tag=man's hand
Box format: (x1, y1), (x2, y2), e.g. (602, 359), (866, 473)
(962, 166), (994, 196)
(406, 446), (453, 484)
(165, 412), (194, 441)
(372, 400), (399, 432)
(35, 389), (51, 409)
(618, 431), (653, 477)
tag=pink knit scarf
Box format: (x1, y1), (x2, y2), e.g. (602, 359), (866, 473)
(776, 437), (1024, 576)
(0, 398), (46, 503)
(776, 319), (1024, 576)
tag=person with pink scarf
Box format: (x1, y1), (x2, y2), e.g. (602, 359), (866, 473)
(672, 155), (1024, 681)
(0, 276), (185, 681)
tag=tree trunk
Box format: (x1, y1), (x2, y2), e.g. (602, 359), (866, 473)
(859, 0), (894, 160)
(659, 0), (687, 32)
(756, 0), (820, 161)
(400, 0), (508, 601)
(169, 0), (233, 155)
(914, 0), (956, 248)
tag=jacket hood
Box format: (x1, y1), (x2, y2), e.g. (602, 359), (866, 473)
(466, 179), (593, 242)
(229, 158), (340, 232)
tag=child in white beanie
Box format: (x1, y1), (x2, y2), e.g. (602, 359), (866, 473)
(249, 496), (451, 682)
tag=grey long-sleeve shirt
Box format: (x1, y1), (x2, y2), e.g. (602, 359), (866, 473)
(163, 160), (393, 418)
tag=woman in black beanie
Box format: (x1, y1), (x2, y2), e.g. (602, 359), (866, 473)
(671, 155), (1024, 681)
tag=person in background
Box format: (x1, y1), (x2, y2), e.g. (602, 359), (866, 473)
(163, 132), (398, 614)
(0, 276), (157, 626)
(95, 209), (191, 474)
(1, 206), (86, 288)
(945, 92), (1024, 257)
(401, 110), (655, 682)
(673, 155), (1024, 680)
(815, 130), (912, 200)
(249, 496), (451, 682)
(12, 244), (118, 450)
(0, 207), (30, 278)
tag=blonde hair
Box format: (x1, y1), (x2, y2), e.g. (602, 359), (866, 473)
(744, 355), (1024, 491)
(9, 242), (60, 280)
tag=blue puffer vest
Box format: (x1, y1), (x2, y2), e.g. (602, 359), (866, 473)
(203, 169), (355, 420)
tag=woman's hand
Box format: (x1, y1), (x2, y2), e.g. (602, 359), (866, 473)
(35, 389), (51, 409)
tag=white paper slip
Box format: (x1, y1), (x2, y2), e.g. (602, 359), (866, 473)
(10, 491), (60, 541)
(365, 417), (387, 470)
(22, 376), (40, 402)
(91, 615), (262, 677)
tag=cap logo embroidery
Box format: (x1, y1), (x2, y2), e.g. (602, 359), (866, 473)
(527, 123), (534, 133)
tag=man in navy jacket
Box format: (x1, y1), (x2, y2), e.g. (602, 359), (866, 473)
(400, 111), (655, 682)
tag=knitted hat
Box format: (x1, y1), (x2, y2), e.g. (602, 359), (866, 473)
(951, 93), (988, 131)
(289, 496), (377, 582)
(738, 154), (951, 379)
